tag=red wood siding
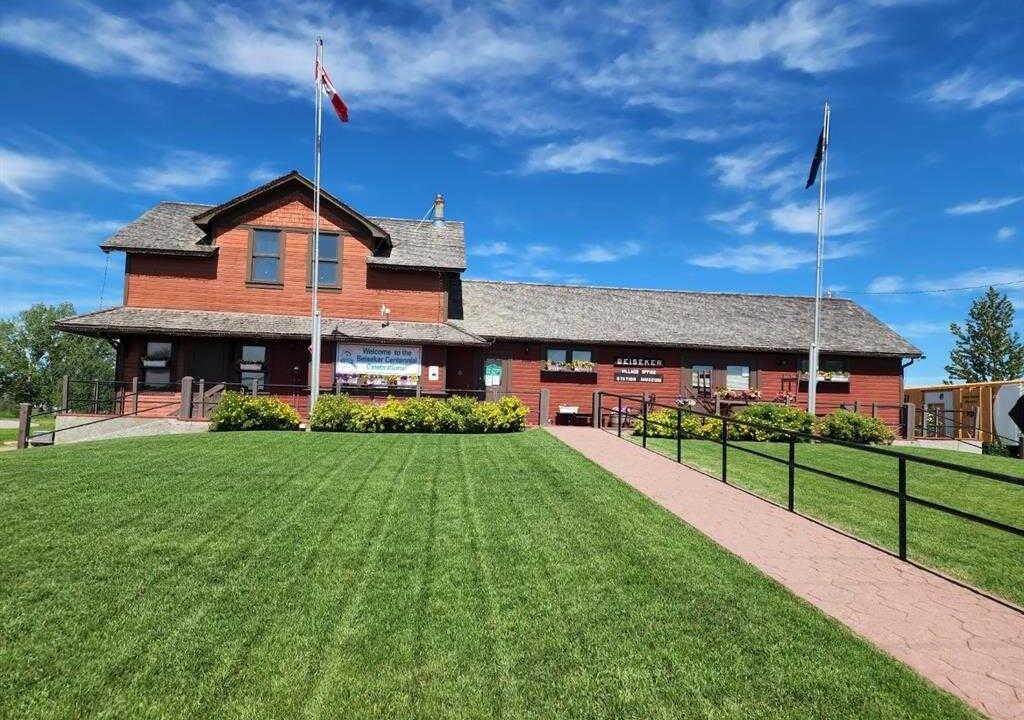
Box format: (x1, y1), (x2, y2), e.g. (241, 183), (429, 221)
(124, 192), (447, 323)
(484, 343), (903, 426)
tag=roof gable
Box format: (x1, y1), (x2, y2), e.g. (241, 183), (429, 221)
(191, 170), (390, 251)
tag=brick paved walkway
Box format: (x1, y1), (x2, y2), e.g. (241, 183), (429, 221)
(547, 426), (1024, 720)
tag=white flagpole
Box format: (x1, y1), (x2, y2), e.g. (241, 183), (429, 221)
(309, 37), (324, 418)
(807, 101), (830, 417)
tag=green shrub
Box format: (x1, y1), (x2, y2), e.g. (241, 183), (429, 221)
(633, 408), (721, 440)
(729, 403), (814, 442)
(309, 394), (528, 433)
(814, 409), (895, 445)
(209, 391), (300, 431)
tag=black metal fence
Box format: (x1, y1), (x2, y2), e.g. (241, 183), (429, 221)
(596, 391), (1024, 566)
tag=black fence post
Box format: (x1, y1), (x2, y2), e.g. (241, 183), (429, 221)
(721, 418), (728, 483)
(787, 439), (795, 511)
(898, 457), (908, 561)
(617, 395), (622, 438)
(641, 395), (648, 449)
(676, 406), (682, 463)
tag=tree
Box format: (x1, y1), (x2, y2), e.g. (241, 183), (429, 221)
(0, 303), (114, 411)
(945, 287), (1024, 383)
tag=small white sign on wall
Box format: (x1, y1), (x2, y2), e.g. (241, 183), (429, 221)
(428, 365), (439, 381)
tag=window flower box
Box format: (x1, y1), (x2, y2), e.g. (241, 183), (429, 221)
(142, 358), (169, 369)
(542, 360), (596, 373)
(239, 362), (264, 372)
(799, 370), (851, 383)
(714, 387), (762, 401)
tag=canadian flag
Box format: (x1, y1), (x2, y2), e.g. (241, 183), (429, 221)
(316, 61), (349, 123)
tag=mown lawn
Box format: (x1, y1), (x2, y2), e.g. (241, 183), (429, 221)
(0, 431), (979, 719)
(633, 434), (1024, 606)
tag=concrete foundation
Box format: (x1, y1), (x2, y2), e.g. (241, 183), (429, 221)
(55, 414), (208, 444)
(893, 438), (983, 454)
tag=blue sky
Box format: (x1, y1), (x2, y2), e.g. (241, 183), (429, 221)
(1, 0), (1023, 385)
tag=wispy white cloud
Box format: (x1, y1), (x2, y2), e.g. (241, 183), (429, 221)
(0, 147), (108, 199)
(709, 142), (802, 196)
(769, 195), (875, 235)
(997, 226), (1017, 242)
(0, 208), (121, 291)
(247, 163), (280, 184)
(692, 0), (875, 73)
(470, 241), (511, 257)
(866, 275), (904, 293)
(893, 320), (948, 338)
(945, 196), (1023, 215)
(521, 137), (666, 174)
(929, 69), (1024, 109)
(572, 241), (642, 263)
(134, 150), (232, 194)
(688, 239), (865, 274)
(707, 202), (759, 235)
(0, 3), (199, 84)
(866, 267), (1024, 295)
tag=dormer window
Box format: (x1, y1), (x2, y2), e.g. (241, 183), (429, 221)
(310, 232), (340, 288)
(249, 229), (282, 284)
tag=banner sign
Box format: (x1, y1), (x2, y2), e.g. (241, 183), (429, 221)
(615, 368), (664, 383)
(614, 357), (663, 367)
(336, 344), (421, 377)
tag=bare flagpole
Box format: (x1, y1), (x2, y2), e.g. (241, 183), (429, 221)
(807, 101), (831, 417)
(309, 37), (324, 418)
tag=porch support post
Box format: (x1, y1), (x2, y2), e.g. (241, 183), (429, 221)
(60, 375), (69, 413)
(131, 377), (139, 415)
(16, 403), (30, 450)
(538, 389), (550, 426)
(179, 376), (193, 420)
(901, 402), (915, 439)
(197, 379), (205, 419)
(592, 391), (601, 428)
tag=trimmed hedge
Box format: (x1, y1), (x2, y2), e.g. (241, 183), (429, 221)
(633, 408), (722, 440)
(814, 409), (895, 445)
(309, 394), (528, 433)
(634, 403), (893, 445)
(729, 403), (814, 442)
(209, 391), (300, 431)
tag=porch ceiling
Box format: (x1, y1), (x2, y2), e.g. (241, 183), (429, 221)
(56, 306), (488, 346)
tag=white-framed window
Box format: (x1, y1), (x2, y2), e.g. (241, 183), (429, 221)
(692, 364), (713, 390)
(726, 365), (750, 391)
(240, 345), (267, 390)
(143, 341), (172, 387)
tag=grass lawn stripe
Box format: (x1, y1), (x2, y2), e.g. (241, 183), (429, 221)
(294, 434), (419, 717)
(0, 432), (982, 719)
(634, 436), (1024, 606)
(70, 436), (374, 717)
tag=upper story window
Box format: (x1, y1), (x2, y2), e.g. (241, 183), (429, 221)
(249, 229), (282, 284)
(310, 232), (340, 288)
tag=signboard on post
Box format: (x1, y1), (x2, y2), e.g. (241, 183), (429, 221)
(336, 344), (421, 386)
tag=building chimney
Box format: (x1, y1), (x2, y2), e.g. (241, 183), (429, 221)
(433, 193), (445, 222)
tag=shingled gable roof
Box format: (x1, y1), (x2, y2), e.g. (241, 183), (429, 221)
(56, 306), (487, 346)
(189, 170), (390, 251)
(451, 280), (921, 357)
(99, 171), (467, 270)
